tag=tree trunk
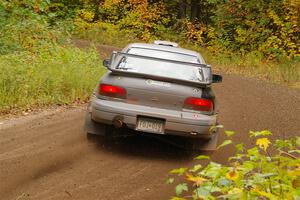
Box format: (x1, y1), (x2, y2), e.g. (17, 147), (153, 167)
(191, 0), (200, 21)
(179, 0), (187, 19)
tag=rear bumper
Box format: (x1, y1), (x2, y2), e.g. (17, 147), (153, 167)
(90, 97), (217, 138)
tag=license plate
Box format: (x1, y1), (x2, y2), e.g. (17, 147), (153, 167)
(136, 117), (165, 134)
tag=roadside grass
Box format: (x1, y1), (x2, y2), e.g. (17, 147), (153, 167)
(73, 22), (300, 87)
(0, 45), (105, 114)
(73, 21), (141, 47)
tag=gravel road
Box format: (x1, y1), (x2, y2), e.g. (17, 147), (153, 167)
(0, 42), (299, 200)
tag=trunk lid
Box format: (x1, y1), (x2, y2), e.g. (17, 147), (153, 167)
(101, 73), (203, 111)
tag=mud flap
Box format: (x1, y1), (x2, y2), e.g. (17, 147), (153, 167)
(84, 111), (106, 136)
(192, 132), (219, 151)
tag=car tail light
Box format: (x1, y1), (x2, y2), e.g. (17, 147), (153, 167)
(99, 84), (127, 99)
(184, 97), (213, 112)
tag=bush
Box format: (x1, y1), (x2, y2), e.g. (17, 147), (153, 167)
(167, 130), (300, 199)
(73, 0), (170, 42)
(211, 0), (300, 60)
(73, 20), (139, 47)
(0, 46), (105, 114)
(0, 0), (67, 54)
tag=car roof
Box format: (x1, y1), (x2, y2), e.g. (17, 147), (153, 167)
(125, 43), (205, 63)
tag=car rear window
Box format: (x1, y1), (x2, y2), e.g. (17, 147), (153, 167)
(113, 54), (211, 84)
(128, 47), (200, 63)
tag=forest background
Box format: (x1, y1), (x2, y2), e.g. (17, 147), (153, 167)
(0, 0), (299, 114)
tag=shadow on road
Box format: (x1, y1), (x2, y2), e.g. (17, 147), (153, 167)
(86, 128), (214, 162)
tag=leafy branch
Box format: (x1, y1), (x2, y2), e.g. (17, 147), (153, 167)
(167, 130), (300, 199)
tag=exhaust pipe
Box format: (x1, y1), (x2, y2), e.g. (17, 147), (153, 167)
(113, 116), (123, 128)
(190, 132), (198, 136)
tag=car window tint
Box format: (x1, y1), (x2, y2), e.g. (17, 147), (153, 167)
(115, 56), (210, 83)
(128, 47), (200, 63)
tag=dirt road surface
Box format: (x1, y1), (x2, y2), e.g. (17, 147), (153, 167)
(0, 42), (299, 200)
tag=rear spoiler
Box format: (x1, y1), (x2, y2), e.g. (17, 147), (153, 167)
(103, 52), (221, 86)
(153, 40), (179, 47)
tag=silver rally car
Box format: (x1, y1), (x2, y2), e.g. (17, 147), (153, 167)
(84, 41), (222, 150)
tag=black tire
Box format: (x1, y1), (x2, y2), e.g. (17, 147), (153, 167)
(86, 131), (98, 141)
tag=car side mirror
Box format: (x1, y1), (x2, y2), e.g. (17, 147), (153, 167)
(103, 51), (118, 69)
(103, 59), (110, 68)
(212, 74), (222, 83)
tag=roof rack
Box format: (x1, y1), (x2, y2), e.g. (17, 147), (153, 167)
(153, 40), (179, 48)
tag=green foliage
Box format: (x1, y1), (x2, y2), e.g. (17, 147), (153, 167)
(211, 0), (300, 60)
(5, 0), (296, 61)
(77, 0), (299, 60)
(195, 155), (210, 160)
(73, 20), (138, 47)
(0, 0), (71, 55)
(170, 168), (188, 176)
(167, 130), (300, 199)
(176, 183), (189, 196)
(69, 0), (299, 85)
(0, 46), (104, 114)
(217, 139), (232, 149)
(118, 1), (170, 40)
(74, 0), (171, 41)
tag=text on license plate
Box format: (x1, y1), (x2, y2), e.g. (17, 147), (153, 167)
(136, 117), (164, 134)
